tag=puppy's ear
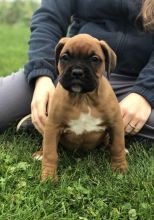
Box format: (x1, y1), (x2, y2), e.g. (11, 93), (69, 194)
(100, 40), (117, 76)
(55, 37), (70, 75)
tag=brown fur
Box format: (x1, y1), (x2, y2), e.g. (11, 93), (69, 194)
(40, 34), (128, 181)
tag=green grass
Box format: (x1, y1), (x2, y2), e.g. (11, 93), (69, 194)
(0, 24), (29, 76)
(0, 24), (154, 220)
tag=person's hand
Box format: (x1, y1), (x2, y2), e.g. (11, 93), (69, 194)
(119, 93), (151, 135)
(31, 76), (55, 134)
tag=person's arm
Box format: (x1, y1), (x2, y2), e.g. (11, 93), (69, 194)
(120, 50), (154, 134)
(131, 50), (154, 108)
(24, 0), (74, 133)
(24, 0), (74, 85)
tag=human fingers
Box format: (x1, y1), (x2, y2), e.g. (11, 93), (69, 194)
(125, 120), (138, 134)
(119, 93), (151, 135)
(31, 96), (47, 134)
(130, 118), (146, 135)
(31, 107), (44, 134)
(120, 105), (134, 133)
(35, 99), (47, 126)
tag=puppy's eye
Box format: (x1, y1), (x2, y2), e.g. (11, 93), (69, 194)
(90, 55), (100, 63)
(60, 53), (70, 62)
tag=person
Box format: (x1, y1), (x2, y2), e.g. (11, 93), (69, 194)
(0, 0), (154, 140)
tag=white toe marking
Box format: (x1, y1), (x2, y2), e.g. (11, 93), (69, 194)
(125, 148), (129, 154)
(34, 155), (43, 161)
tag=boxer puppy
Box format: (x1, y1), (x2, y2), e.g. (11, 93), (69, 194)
(41, 34), (128, 181)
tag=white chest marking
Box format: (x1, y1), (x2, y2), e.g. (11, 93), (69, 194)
(68, 108), (106, 135)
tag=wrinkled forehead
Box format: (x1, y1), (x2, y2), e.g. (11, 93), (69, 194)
(61, 37), (103, 58)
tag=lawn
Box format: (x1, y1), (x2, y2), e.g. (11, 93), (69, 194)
(0, 24), (29, 76)
(0, 24), (154, 220)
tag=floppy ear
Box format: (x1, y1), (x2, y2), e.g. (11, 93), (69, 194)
(55, 37), (70, 75)
(100, 40), (117, 77)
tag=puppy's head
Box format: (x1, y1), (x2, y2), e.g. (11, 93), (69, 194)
(55, 34), (116, 93)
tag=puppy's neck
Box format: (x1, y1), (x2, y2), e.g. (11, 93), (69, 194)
(68, 89), (99, 106)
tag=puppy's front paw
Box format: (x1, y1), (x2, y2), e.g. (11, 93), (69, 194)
(111, 159), (128, 173)
(41, 167), (58, 182)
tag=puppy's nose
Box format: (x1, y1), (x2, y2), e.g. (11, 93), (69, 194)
(71, 68), (84, 79)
